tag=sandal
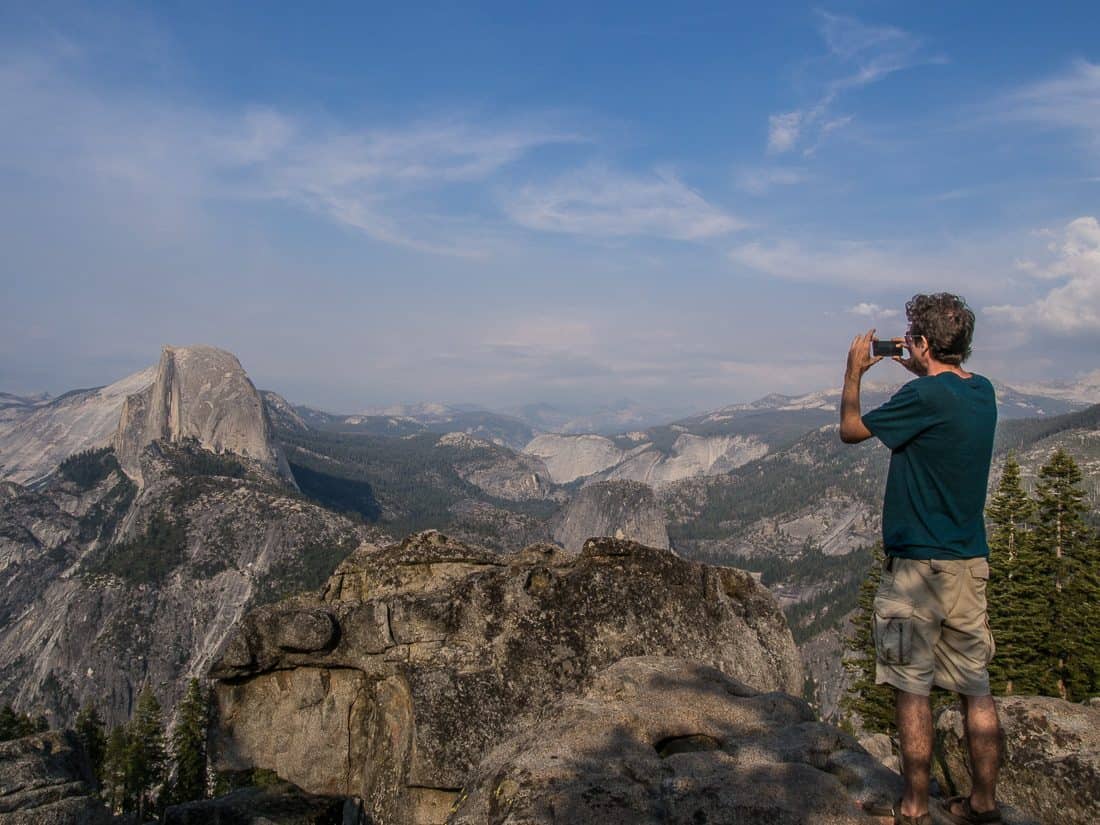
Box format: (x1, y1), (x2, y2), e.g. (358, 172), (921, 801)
(881, 798), (931, 825)
(933, 796), (1003, 825)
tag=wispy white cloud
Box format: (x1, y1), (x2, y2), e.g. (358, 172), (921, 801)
(729, 237), (941, 288)
(504, 167), (745, 240)
(997, 60), (1100, 153)
(0, 46), (582, 257)
(849, 302), (899, 318)
(930, 188), (978, 202)
(767, 11), (943, 155)
(767, 112), (804, 154)
(986, 216), (1100, 336)
(737, 165), (809, 194)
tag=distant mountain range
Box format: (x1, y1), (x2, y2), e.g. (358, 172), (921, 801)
(4, 362), (1094, 488)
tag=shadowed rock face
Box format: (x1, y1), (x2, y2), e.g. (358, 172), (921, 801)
(450, 655), (902, 825)
(163, 781), (352, 825)
(209, 531), (802, 825)
(0, 731), (111, 824)
(114, 345), (291, 485)
(550, 479), (669, 552)
(936, 696), (1100, 825)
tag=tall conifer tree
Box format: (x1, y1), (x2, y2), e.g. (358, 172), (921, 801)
(169, 678), (210, 804)
(986, 455), (1046, 694)
(127, 687), (167, 819)
(1034, 448), (1095, 699)
(102, 724), (129, 814)
(841, 544), (895, 734)
(1033, 449), (1099, 700)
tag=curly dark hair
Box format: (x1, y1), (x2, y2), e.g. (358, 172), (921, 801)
(905, 293), (975, 365)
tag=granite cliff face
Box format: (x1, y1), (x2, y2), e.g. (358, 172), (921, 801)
(0, 367), (156, 486)
(525, 431), (770, 486)
(0, 442), (366, 728)
(434, 432), (556, 502)
(550, 479), (668, 552)
(114, 345), (291, 486)
(209, 531), (802, 824)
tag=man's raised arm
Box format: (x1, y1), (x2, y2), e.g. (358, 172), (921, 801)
(839, 329), (881, 444)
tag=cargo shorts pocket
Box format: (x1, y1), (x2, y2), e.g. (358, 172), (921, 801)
(873, 596), (914, 666)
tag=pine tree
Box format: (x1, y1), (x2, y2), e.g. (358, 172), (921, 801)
(74, 704), (107, 786)
(1032, 449), (1100, 700)
(986, 455), (1034, 566)
(127, 687), (167, 820)
(841, 544), (896, 734)
(169, 678), (210, 804)
(102, 724), (129, 814)
(986, 455), (1046, 695)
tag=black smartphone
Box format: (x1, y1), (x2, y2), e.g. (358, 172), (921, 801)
(871, 340), (903, 357)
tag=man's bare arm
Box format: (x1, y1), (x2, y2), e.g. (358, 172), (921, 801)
(840, 330), (880, 444)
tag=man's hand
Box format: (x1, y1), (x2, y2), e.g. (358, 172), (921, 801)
(840, 330), (879, 444)
(846, 329), (884, 381)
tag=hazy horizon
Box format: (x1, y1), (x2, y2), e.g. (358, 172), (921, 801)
(4, 341), (1098, 421)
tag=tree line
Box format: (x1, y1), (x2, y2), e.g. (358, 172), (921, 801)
(843, 447), (1100, 734)
(985, 449), (1100, 700)
(73, 678), (211, 819)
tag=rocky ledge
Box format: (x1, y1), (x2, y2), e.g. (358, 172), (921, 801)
(936, 695), (1100, 825)
(0, 731), (110, 824)
(450, 655), (901, 824)
(209, 531), (803, 824)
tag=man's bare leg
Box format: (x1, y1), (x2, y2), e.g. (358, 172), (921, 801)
(896, 690), (933, 817)
(954, 693), (1001, 814)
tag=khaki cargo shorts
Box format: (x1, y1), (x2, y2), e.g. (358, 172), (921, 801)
(873, 556), (995, 697)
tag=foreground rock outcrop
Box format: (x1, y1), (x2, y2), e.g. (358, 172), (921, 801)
(0, 731), (110, 824)
(935, 695), (1100, 825)
(210, 532), (802, 824)
(450, 655), (901, 824)
(550, 479), (669, 552)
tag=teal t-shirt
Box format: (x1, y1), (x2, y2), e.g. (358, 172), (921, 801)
(862, 373), (997, 560)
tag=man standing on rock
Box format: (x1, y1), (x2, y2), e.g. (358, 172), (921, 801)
(839, 293), (1004, 825)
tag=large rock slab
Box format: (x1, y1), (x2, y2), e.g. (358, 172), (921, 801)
(449, 655), (901, 824)
(0, 731), (110, 824)
(935, 695), (1100, 825)
(210, 531), (802, 825)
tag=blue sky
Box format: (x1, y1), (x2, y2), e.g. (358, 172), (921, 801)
(1, 1), (1098, 412)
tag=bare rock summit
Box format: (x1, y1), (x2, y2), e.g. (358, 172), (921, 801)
(113, 345), (291, 485)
